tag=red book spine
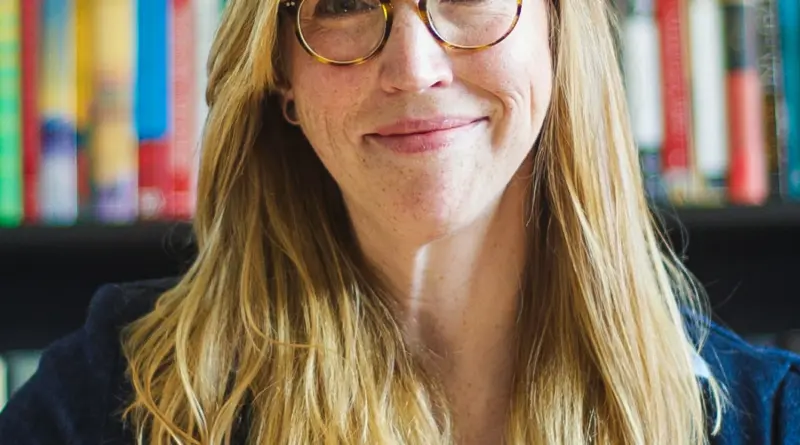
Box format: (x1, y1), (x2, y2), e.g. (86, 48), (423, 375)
(20, 0), (40, 223)
(170, 0), (195, 220)
(724, 0), (768, 204)
(656, 0), (694, 203)
(139, 139), (171, 219)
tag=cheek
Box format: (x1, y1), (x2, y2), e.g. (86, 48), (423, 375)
(289, 57), (367, 160)
(455, 6), (552, 144)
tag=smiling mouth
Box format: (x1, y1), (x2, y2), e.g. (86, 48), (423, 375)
(366, 117), (487, 154)
(370, 117), (486, 137)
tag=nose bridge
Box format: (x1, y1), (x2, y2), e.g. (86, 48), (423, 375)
(377, 1), (452, 92)
(387, 0), (435, 44)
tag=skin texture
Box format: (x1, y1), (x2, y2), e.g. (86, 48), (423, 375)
(282, 0), (553, 442)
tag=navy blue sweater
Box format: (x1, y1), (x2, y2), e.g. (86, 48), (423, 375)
(0, 277), (799, 444)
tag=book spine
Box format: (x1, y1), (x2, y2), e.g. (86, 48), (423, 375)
(75, 0), (93, 220)
(0, 0), (22, 227)
(688, 0), (728, 203)
(656, 0), (695, 204)
(4, 350), (42, 397)
(724, 0), (768, 205)
(622, 0), (666, 202)
(755, 0), (789, 200)
(170, 0), (195, 220)
(20, 0), (40, 224)
(0, 355), (6, 409)
(778, 0), (800, 198)
(92, 0), (138, 222)
(137, 0), (170, 220)
(39, 0), (78, 225)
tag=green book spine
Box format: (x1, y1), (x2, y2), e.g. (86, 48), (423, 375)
(0, 0), (22, 227)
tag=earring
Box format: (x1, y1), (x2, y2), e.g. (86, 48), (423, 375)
(283, 99), (300, 126)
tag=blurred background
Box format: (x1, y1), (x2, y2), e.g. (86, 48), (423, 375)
(0, 0), (798, 407)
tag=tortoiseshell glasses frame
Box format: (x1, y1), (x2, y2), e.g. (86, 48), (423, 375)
(279, 0), (524, 66)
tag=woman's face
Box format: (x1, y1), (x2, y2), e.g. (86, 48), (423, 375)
(284, 0), (553, 240)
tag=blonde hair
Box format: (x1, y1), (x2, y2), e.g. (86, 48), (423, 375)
(121, 0), (725, 443)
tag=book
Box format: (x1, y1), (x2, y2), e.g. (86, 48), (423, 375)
(0, 0), (22, 227)
(91, 0), (138, 222)
(39, 0), (78, 224)
(622, 0), (666, 202)
(723, 0), (769, 205)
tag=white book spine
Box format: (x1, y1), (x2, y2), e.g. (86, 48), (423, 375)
(623, 14), (664, 151)
(689, 0), (728, 184)
(622, 8), (665, 199)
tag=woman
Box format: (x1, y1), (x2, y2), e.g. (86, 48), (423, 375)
(1, 0), (798, 443)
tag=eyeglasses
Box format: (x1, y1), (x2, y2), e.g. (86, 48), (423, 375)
(280, 0), (523, 66)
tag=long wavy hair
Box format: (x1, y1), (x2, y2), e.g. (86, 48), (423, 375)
(121, 0), (725, 443)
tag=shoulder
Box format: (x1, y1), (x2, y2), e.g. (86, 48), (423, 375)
(0, 277), (178, 445)
(85, 277), (178, 337)
(693, 314), (800, 445)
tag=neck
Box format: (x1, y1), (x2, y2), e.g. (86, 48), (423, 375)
(348, 167), (531, 442)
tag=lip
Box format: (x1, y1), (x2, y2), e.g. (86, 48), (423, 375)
(366, 117), (486, 154)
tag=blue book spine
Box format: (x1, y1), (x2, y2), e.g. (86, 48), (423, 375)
(779, 0), (800, 198)
(136, 0), (169, 140)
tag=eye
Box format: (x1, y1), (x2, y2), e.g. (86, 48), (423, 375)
(313, 0), (378, 18)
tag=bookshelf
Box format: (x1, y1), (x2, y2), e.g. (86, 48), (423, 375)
(1, 204), (799, 352)
(0, 0), (798, 366)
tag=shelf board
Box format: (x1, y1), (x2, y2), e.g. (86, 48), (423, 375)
(656, 203), (800, 230)
(0, 221), (194, 252)
(1, 203), (800, 251)
(1, 206), (799, 349)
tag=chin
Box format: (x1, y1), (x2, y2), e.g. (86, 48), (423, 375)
(391, 194), (488, 243)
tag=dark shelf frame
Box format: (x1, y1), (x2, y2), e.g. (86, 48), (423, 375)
(0, 221), (193, 252)
(655, 203), (800, 230)
(2, 203), (800, 249)
(1, 204), (799, 351)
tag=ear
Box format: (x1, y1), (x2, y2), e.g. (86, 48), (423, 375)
(275, 80), (294, 103)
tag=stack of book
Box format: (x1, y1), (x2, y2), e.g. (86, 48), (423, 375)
(0, 0), (228, 228)
(615, 0), (798, 206)
(1, 0), (799, 229)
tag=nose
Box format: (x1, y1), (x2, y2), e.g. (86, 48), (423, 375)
(378, 3), (454, 93)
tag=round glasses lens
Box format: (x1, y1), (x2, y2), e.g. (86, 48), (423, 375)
(298, 0), (387, 63)
(427, 0), (519, 48)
